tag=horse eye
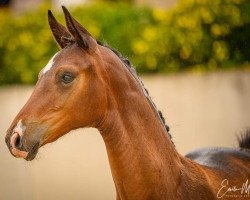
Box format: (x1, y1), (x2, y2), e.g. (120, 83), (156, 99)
(61, 73), (74, 84)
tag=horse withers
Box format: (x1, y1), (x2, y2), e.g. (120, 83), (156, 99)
(5, 7), (250, 200)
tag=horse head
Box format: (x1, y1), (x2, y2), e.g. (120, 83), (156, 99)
(5, 7), (111, 160)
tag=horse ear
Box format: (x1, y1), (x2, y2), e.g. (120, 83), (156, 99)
(62, 6), (97, 51)
(48, 10), (73, 48)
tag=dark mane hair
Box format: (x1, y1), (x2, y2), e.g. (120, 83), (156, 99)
(97, 40), (172, 141)
(238, 129), (250, 149)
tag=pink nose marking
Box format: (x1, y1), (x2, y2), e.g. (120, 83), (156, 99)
(14, 120), (24, 136)
(10, 132), (28, 158)
(10, 120), (28, 159)
(10, 132), (20, 149)
(11, 148), (28, 158)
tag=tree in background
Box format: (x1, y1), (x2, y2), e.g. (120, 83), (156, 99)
(0, 0), (249, 84)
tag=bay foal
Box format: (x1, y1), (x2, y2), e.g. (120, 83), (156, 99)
(5, 7), (250, 200)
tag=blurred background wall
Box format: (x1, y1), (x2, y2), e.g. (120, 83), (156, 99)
(0, 0), (249, 199)
(1, 71), (250, 200)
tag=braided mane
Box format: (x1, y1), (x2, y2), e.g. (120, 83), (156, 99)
(97, 41), (172, 141)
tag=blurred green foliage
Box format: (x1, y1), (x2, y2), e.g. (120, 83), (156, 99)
(134, 0), (250, 73)
(0, 0), (249, 84)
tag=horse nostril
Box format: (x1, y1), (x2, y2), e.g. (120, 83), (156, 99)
(15, 134), (21, 148)
(10, 132), (22, 150)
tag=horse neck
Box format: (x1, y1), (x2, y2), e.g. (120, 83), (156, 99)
(97, 56), (182, 199)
